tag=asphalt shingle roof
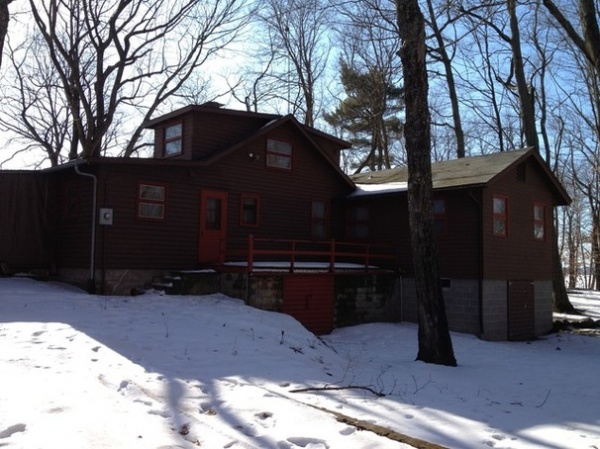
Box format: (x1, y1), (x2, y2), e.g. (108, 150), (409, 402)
(350, 149), (530, 189)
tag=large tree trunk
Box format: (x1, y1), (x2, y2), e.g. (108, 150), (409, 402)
(507, 0), (539, 151)
(553, 222), (577, 313)
(0, 0), (12, 70)
(396, 0), (456, 367)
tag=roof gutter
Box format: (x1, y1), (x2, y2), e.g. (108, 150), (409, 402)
(74, 164), (97, 293)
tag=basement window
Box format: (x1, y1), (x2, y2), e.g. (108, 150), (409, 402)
(266, 139), (292, 170)
(164, 123), (183, 156)
(138, 183), (166, 220)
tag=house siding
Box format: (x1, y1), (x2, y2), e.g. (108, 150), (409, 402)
(346, 189), (481, 279)
(53, 119), (352, 284)
(482, 159), (555, 281)
(0, 172), (57, 270)
(152, 111), (275, 160)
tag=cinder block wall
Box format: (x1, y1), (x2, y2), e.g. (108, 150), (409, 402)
(481, 280), (508, 341)
(334, 273), (401, 327)
(401, 277), (482, 337)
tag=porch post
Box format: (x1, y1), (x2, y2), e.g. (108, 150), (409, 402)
(248, 234), (254, 273)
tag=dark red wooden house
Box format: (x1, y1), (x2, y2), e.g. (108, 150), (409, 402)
(349, 149), (571, 340)
(0, 104), (571, 340)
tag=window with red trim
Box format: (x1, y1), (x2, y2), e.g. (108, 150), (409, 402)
(240, 194), (259, 227)
(137, 183), (166, 220)
(311, 200), (328, 239)
(534, 203), (546, 240)
(434, 198), (447, 235)
(492, 195), (508, 237)
(164, 123), (182, 156)
(266, 138), (292, 170)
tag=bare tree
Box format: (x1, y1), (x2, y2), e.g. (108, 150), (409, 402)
(25, 0), (249, 160)
(395, 0), (456, 367)
(424, 0), (466, 158)
(543, 0), (600, 77)
(255, 0), (330, 126)
(506, 0), (539, 151)
(0, 35), (71, 166)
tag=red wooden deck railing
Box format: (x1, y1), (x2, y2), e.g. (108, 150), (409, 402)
(223, 234), (398, 273)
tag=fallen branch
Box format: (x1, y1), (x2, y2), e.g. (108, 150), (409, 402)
(536, 390), (551, 408)
(304, 402), (449, 449)
(290, 385), (385, 397)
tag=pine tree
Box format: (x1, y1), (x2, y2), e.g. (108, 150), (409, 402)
(325, 61), (404, 173)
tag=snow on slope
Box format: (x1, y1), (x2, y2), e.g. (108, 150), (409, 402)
(1, 277), (599, 449)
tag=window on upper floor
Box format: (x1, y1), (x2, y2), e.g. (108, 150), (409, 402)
(138, 183), (166, 220)
(346, 205), (369, 240)
(240, 194), (259, 227)
(311, 200), (328, 240)
(534, 203), (546, 241)
(164, 123), (183, 156)
(493, 195), (508, 237)
(266, 138), (292, 170)
(434, 198), (448, 235)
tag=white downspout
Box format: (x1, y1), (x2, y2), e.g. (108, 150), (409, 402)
(74, 164), (97, 293)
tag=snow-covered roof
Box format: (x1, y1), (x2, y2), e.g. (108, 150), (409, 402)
(348, 182), (408, 197)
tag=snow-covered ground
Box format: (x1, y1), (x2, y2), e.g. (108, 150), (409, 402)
(1, 278), (598, 449)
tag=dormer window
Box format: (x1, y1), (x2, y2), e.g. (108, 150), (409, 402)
(266, 139), (292, 170)
(164, 123), (182, 156)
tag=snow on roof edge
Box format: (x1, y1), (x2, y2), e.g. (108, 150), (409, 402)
(349, 182), (409, 197)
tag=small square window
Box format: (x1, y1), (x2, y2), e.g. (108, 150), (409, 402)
(266, 139), (292, 170)
(138, 183), (166, 220)
(164, 123), (182, 156)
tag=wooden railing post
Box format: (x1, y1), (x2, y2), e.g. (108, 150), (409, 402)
(290, 240), (295, 272)
(329, 239), (335, 272)
(248, 234), (254, 273)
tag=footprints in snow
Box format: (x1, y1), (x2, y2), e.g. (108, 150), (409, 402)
(483, 429), (519, 447)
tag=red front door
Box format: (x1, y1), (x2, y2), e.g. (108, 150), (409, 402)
(199, 190), (228, 264)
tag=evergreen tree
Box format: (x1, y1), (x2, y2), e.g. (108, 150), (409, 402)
(325, 61), (404, 173)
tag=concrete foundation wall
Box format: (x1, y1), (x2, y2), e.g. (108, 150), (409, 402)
(400, 277), (481, 336)
(335, 274), (401, 326)
(481, 280), (508, 341)
(59, 268), (169, 294)
(221, 272), (401, 327)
